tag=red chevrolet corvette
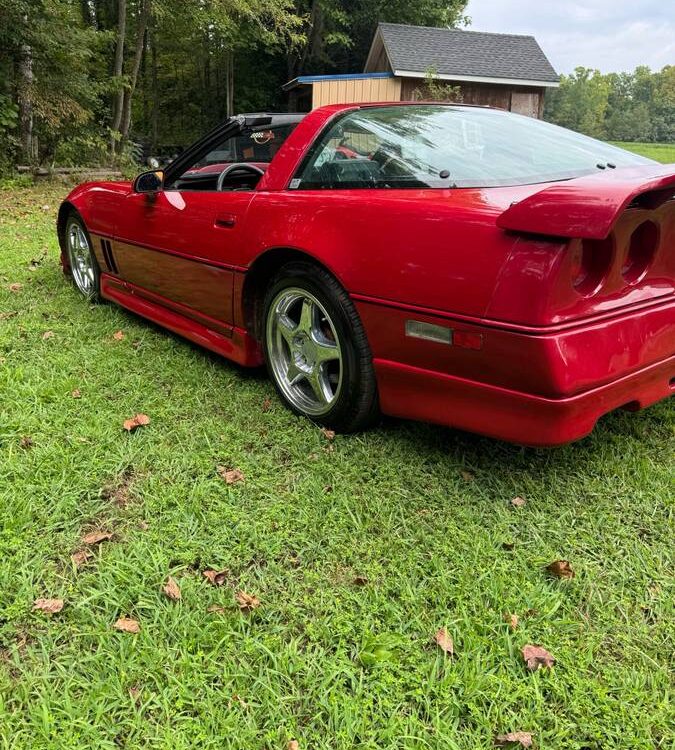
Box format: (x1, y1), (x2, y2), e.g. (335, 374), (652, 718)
(57, 103), (674, 445)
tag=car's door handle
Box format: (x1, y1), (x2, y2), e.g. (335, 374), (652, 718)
(214, 215), (236, 228)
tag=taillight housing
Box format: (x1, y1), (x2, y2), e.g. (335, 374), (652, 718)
(622, 220), (659, 283)
(571, 235), (614, 296)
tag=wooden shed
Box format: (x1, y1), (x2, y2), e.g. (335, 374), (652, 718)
(284, 23), (559, 118)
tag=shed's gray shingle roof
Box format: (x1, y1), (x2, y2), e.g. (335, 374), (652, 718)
(375, 23), (559, 83)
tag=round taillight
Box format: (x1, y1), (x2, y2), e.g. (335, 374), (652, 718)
(572, 236), (614, 295)
(622, 221), (658, 283)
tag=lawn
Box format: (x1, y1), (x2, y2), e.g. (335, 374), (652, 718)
(0, 184), (673, 750)
(610, 141), (675, 163)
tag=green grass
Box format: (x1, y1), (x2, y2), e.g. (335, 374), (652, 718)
(1, 185), (673, 750)
(609, 141), (675, 163)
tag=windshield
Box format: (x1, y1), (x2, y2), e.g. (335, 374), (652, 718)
(295, 105), (655, 190)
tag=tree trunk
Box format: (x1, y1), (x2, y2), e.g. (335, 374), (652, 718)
(110, 0), (127, 155)
(119, 0), (150, 144)
(150, 21), (158, 151)
(225, 51), (234, 118)
(17, 34), (34, 163)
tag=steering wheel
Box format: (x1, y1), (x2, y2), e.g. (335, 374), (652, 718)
(216, 163), (265, 191)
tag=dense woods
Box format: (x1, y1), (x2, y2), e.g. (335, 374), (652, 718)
(545, 66), (675, 143)
(0, 1), (672, 172)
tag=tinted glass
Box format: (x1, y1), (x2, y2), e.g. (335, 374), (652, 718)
(194, 123), (297, 167)
(294, 105), (654, 190)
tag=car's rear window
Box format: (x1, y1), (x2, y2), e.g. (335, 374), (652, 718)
(293, 105), (654, 190)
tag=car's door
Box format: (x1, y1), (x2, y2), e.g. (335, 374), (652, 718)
(107, 116), (289, 330)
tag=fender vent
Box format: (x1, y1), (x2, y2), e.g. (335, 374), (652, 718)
(100, 238), (119, 274)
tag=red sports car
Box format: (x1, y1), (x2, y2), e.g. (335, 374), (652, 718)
(57, 103), (675, 445)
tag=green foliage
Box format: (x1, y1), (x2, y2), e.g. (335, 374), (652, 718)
(545, 65), (675, 143)
(411, 67), (463, 102)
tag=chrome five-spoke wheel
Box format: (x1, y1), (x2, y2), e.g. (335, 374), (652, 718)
(266, 287), (343, 416)
(66, 217), (98, 298)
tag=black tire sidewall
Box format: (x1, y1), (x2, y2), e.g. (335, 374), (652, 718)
(262, 263), (376, 431)
(65, 212), (101, 301)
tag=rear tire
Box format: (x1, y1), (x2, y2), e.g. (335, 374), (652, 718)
(262, 261), (379, 432)
(64, 212), (101, 302)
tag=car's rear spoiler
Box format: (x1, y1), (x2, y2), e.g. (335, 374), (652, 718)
(497, 164), (675, 240)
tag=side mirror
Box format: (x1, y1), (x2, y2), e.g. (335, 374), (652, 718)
(133, 169), (164, 193)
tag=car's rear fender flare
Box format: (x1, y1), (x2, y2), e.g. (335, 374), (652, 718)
(240, 246), (348, 339)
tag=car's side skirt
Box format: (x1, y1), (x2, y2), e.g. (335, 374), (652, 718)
(100, 274), (263, 367)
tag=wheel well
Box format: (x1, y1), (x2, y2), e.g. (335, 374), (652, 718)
(56, 201), (77, 253)
(242, 248), (336, 339)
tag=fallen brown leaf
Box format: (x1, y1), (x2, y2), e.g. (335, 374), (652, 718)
(9, 283), (23, 292)
(502, 541), (515, 551)
(203, 569), (229, 586)
(504, 613), (519, 630)
(162, 576), (181, 601)
(217, 466), (244, 485)
(235, 590), (260, 612)
(112, 330), (125, 341)
(20, 436), (33, 449)
(460, 470), (474, 482)
(42, 330), (54, 340)
(546, 560), (575, 579)
(129, 686), (141, 702)
(123, 414), (150, 431)
(138, 520), (149, 531)
(495, 731), (533, 748)
(435, 627), (454, 656)
(353, 575), (369, 586)
(522, 644), (555, 671)
(114, 617), (140, 634)
(33, 598), (64, 614)
(261, 397), (272, 412)
(81, 530), (113, 546)
(207, 604), (226, 614)
(71, 550), (94, 568)
(511, 496), (526, 508)
(71, 389), (82, 398)
(288, 742), (300, 750)
(321, 428), (336, 441)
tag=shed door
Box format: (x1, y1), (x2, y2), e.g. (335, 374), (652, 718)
(510, 91), (539, 118)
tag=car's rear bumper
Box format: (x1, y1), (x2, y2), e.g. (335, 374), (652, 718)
(359, 295), (675, 446)
(375, 354), (674, 446)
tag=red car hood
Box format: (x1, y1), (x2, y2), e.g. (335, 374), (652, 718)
(497, 163), (675, 239)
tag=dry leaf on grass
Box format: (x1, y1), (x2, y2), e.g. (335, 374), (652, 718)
(460, 470), (474, 482)
(71, 389), (82, 398)
(546, 560), (575, 579)
(435, 628), (454, 656)
(522, 644), (555, 671)
(71, 550), (94, 568)
(114, 617), (140, 634)
(207, 604), (226, 614)
(20, 436), (33, 449)
(261, 397), (272, 412)
(511, 496), (526, 508)
(321, 428), (336, 441)
(502, 541), (515, 551)
(353, 575), (369, 586)
(129, 686), (141, 702)
(217, 466), (244, 485)
(112, 330), (125, 341)
(42, 330), (54, 340)
(504, 613), (519, 630)
(162, 577), (181, 601)
(82, 530), (113, 546)
(495, 732), (533, 748)
(235, 591), (260, 612)
(123, 414), (150, 432)
(9, 283), (23, 292)
(288, 742), (300, 750)
(33, 598), (64, 614)
(203, 569), (229, 586)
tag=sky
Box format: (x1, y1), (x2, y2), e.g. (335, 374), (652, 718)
(463, 0), (675, 74)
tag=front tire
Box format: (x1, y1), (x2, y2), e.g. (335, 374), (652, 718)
(262, 261), (378, 432)
(64, 213), (101, 302)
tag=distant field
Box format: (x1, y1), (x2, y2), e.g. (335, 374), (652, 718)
(609, 141), (675, 163)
